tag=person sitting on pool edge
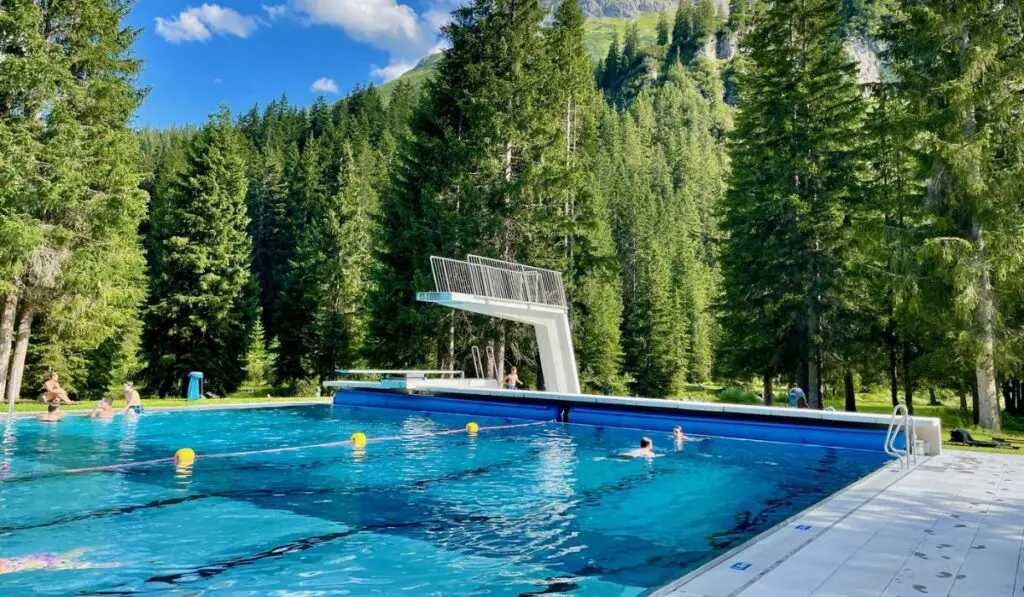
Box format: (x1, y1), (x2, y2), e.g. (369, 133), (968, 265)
(89, 397), (116, 420)
(122, 381), (143, 415)
(502, 367), (520, 390)
(623, 437), (661, 458)
(38, 402), (63, 423)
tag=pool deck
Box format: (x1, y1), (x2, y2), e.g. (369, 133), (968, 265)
(657, 450), (1024, 597)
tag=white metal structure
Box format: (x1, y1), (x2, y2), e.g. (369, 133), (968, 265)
(417, 255), (581, 394)
(885, 403), (918, 468)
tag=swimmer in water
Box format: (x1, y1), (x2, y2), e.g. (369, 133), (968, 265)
(38, 402), (63, 423)
(122, 381), (143, 415)
(0, 549), (110, 574)
(89, 396), (116, 420)
(673, 426), (688, 441)
(623, 437), (660, 458)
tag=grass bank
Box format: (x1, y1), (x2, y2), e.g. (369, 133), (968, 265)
(6, 395), (325, 414)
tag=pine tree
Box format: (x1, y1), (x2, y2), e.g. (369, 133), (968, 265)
(656, 10), (671, 46)
(547, 0), (628, 394)
(243, 317), (274, 388)
(1, 0), (147, 401)
(719, 0), (867, 408)
(882, 1), (1024, 430)
(142, 108), (256, 396)
(622, 22), (641, 70)
(602, 31), (621, 90)
(671, 1), (694, 64)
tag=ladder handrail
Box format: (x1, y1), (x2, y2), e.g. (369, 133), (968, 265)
(471, 346), (483, 379)
(885, 403), (917, 469)
(485, 346), (497, 380)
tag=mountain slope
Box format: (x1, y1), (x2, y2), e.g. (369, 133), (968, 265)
(381, 13), (659, 97)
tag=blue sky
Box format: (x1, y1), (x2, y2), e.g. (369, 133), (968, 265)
(129, 1), (456, 128)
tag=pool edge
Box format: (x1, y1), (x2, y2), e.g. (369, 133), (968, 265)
(647, 457), (915, 597)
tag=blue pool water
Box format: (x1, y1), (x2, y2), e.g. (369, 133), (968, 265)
(0, 405), (888, 595)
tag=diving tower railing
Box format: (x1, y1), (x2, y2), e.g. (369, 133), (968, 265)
(427, 256), (567, 308)
(417, 255), (581, 394)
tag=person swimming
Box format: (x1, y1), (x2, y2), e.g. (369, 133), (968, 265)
(38, 402), (63, 423)
(89, 396), (116, 420)
(0, 549), (111, 574)
(673, 426), (688, 441)
(122, 381), (143, 415)
(623, 437), (660, 459)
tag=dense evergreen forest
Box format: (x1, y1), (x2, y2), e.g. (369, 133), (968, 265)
(3, 0), (1024, 432)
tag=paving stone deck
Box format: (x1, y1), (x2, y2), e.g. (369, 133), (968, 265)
(658, 451), (1024, 597)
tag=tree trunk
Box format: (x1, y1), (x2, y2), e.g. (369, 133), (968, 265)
(887, 323), (899, 407)
(496, 323), (506, 383)
(972, 220), (1000, 431)
(5, 304), (34, 404)
(0, 292), (18, 400)
(902, 341), (914, 415)
(929, 387), (940, 406)
(844, 369), (856, 412)
(972, 382), (980, 426)
(762, 371), (774, 406)
(959, 389), (968, 419)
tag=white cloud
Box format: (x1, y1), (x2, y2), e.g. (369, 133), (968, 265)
(311, 77), (340, 94)
(155, 4), (259, 44)
(213, 77), (224, 84)
(370, 61), (417, 82)
(291, 0), (422, 53)
(290, 0), (457, 81)
(262, 4), (288, 21)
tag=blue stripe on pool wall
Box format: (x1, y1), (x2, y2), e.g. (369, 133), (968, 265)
(567, 407), (898, 452)
(333, 389), (561, 421)
(332, 389), (901, 452)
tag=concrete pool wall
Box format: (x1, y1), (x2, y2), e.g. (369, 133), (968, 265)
(328, 386), (942, 456)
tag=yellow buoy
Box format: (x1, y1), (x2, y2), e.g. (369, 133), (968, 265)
(466, 422), (479, 435)
(174, 448), (196, 466)
(351, 432), (367, 446)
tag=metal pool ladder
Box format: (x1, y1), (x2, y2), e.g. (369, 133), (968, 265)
(885, 403), (918, 469)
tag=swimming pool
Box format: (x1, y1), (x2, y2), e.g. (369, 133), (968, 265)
(1, 404), (888, 595)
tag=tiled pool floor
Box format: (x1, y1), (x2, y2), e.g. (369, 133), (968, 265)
(660, 451), (1024, 597)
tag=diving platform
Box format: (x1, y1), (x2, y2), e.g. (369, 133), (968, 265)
(416, 255), (581, 394)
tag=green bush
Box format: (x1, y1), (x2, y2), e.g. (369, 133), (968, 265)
(718, 387), (760, 404)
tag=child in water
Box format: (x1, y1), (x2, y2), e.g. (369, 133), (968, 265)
(0, 549), (111, 574)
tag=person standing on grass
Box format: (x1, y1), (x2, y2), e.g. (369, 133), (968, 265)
(788, 384), (806, 408)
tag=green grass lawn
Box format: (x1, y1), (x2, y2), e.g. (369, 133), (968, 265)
(667, 382), (1024, 455)
(7, 395), (325, 414)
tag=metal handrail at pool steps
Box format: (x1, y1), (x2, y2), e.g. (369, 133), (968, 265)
(324, 383), (942, 456)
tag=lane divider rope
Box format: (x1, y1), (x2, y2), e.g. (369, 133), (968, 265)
(60, 420), (551, 475)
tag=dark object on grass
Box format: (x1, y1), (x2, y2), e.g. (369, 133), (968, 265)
(949, 428), (1014, 449)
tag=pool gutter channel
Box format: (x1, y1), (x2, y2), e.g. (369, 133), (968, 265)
(647, 457), (919, 597)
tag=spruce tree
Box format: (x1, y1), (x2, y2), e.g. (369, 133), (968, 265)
(882, 1), (1024, 430)
(1, 0), (147, 401)
(547, 0), (628, 394)
(602, 31), (621, 91)
(719, 0), (867, 408)
(656, 10), (671, 46)
(143, 108), (256, 396)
